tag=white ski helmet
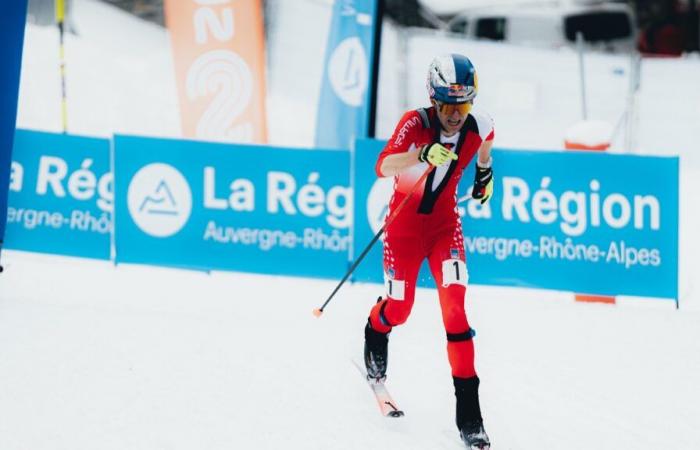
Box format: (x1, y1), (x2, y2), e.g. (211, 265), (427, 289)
(426, 54), (478, 104)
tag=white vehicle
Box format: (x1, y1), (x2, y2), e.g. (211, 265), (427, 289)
(444, 1), (636, 52)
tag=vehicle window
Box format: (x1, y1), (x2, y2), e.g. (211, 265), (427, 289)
(475, 17), (506, 41)
(450, 18), (469, 35)
(564, 12), (632, 42)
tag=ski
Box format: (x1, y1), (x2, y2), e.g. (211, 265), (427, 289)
(352, 360), (405, 418)
(368, 378), (405, 418)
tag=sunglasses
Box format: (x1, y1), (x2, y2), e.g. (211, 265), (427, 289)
(435, 101), (472, 116)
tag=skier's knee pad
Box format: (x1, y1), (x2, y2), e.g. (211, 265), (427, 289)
(446, 328), (476, 342)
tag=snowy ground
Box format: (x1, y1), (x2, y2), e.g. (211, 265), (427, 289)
(4, 1), (700, 449)
(1, 250), (699, 450)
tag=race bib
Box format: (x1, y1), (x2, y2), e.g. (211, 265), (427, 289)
(384, 273), (405, 300)
(442, 259), (468, 287)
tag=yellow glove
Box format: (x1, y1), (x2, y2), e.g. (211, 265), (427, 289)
(418, 143), (458, 167)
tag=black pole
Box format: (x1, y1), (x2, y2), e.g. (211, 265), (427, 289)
(367, 0), (384, 138)
(313, 165), (432, 317)
(315, 223), (386, 315)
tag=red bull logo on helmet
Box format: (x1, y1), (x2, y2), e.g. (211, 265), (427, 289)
(448, 84), (468, 97)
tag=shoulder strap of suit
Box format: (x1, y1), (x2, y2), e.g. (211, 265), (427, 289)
(416, 107), (442, 143)
(416, 107), (430, 129)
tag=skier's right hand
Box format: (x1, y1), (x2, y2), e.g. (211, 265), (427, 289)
(418, 143), (458, 167)
(472, 163), (494, 205)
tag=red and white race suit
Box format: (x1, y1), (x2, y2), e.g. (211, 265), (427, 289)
(367, 106), (494, 379)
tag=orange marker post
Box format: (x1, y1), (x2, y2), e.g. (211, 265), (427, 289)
(564, 120), (616, 305)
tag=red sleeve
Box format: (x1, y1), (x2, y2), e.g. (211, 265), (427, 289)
(375, 110), (425, 177)
(485, 128), (495, 142)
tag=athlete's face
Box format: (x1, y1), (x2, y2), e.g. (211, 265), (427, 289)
(433, 100), (472, 136)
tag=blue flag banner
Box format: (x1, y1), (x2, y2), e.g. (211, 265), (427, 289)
(0, 0), (28, 253)
(4, 130), (112, 259)
(315, 0), (378, 149)
(353, 138), (679, 300)
(113, 135), (351, 278)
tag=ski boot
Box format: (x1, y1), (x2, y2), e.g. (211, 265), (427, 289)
(459, 420), (490, 450)
(364, 321), (389, 381)
(454, 376), (490, 449)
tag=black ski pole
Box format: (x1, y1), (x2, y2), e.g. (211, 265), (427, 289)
(313, 166), (433, 318)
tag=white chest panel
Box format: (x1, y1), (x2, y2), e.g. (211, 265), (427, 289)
(431, 132), (460, 191)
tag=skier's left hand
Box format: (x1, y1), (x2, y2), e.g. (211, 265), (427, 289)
(472, 161), (493, 205)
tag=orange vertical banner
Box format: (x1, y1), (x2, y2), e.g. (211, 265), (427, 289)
(164, 0), (267, 143)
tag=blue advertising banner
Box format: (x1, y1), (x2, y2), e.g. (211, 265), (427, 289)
(0, 0), (29, 252)
(113, 135), (351, 278)
(314, 0), (379, 149)
(353, 138), (679, 299)
(4, 130), (112, 259)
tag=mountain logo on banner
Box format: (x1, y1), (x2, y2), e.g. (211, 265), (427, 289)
(366, 177), (394, 239)
(127, 163), (192, 238)
(328, 37), (368, 107)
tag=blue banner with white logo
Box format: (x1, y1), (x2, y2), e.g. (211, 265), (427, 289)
(353, 138), (679, 299)
(7, 130), (679, 301)
(0, 0), (28, 253)
(113, 135), (351, 278)
(4, 130), (112, 259)
(315, 0), (378, 149)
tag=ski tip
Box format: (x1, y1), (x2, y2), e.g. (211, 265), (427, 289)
(387, 410), (405, 418)
(312, 308), (323, 318)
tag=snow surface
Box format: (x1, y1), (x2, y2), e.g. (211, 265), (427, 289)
(2, 250), (699, 450)
(4, 0), (700, 449)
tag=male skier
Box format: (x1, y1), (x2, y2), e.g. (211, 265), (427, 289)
(363, 53), (494, 450)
